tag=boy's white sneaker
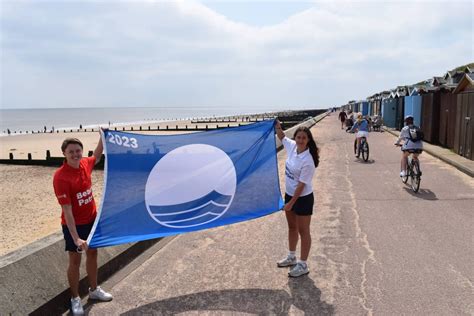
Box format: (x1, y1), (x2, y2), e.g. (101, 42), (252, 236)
(288, 262), (309, 278)
(277, 255), (297, 267)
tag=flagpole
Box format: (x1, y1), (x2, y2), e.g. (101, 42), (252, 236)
(87, 128), (108, 248)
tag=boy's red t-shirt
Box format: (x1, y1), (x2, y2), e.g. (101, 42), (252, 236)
(53, 156), (97, 225)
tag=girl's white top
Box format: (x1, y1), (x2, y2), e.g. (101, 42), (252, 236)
(282, 136), (316, 196)
(398, 126), (423, 150)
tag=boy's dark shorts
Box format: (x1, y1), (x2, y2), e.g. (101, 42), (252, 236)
(62, 222), (94, 252)
(285, 193), (314, 216)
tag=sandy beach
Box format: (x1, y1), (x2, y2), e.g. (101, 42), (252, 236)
(0, 119), (250, 160)
(0, 119), (191, 256)
(0, 164), (103, 256)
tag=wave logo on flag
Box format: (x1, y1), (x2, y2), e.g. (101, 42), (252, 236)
(145, 144), (237, 228)
(87, 119), (283, 248)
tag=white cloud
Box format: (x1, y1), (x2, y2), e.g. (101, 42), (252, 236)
(0, 0), (472, 109)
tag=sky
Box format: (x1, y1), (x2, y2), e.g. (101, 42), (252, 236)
(0, 0), (472, 110)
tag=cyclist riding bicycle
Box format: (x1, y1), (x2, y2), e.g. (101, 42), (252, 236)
(350, 113), (369, 158)
(394, 115), (423, 177)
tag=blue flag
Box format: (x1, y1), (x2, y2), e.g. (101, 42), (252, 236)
(87, 120), (283, 248)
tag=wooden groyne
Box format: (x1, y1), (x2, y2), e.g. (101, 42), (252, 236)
(1, 109), (327, 166)
(1, 150), (105, 169)
(2, 114), (275, 135)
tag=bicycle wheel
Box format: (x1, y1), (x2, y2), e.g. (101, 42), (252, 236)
(362, 140), (369, 162)
(402, 158), (409, 184)
(410, 160), (421, 192)
(402, 168), (409, 183)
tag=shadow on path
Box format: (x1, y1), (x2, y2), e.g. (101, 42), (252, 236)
(403, 187), (438, 200)
(119, 276), (333, 315)
(353, 158), (376, 164)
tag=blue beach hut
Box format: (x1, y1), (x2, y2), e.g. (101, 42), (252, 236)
(361, 102), (369, 116)
(382, 97), (397, 128)
(353, 102), (360, 113)
(368, 101), (375, 116)
(404, 91), (422, 126)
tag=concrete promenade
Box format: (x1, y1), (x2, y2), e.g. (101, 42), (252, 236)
(84, 114), (474, 315)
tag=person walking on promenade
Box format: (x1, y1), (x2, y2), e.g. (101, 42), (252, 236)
(53, 133), (112, 315)
(274, 120), (319, 277)
(338, 110), (347, 129)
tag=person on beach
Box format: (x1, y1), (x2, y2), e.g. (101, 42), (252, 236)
(53, 134), (112, 315)
(338, 110), (347, 129)
(275, 120), (319, 277)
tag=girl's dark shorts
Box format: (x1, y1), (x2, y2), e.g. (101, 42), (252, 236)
(62, 222), (94, 252)
(285, 192), (314, 216)
(401, 148), (423, 153)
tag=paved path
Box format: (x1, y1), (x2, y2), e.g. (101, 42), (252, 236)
(86, 114), (474, 315)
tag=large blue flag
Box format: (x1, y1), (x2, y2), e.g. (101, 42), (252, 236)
(87, 120), (283, 248)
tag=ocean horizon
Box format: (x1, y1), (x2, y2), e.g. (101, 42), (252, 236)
(0, 105), (316, 136)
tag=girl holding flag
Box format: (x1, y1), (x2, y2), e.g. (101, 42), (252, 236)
(275, 120), (319, 277)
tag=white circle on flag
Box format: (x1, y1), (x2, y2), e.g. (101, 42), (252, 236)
(145, 144), (237, 228)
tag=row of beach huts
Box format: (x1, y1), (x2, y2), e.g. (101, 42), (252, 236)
(341, 63), (474, 161)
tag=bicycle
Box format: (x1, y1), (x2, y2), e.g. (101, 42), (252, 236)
(396, 145), (422, 193)
(354, 137), (369, 162)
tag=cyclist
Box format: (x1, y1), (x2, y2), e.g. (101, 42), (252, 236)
(350, 113), (369, 158)
(394, 115), (423, 177)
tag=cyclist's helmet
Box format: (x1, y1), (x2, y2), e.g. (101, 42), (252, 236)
(404, 115), (414, 122)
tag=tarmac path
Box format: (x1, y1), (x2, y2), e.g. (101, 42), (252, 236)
(86, 114), (474, 315)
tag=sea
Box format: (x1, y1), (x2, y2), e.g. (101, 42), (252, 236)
(0, 105), (301, 136)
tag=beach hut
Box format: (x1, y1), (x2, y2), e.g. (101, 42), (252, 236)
(382, 97), (397, 128)
(366, 94), (377, 117)
(347, 100), (356, 113)
(404, 90), (422, 126)
(376, 91), (390, 116)
(395, 97), (405, 130)
(367, 94), (376, 117)
(368, 101), (374, 116)
(432, 76), (447, 87)
(420, 88), (441, 144)
(438, 85), (458, 149)
(354, 102), (360, 113)
(375, 99), (381, 116)
(453, 73), (474, 160)
(444, 65), (472, 85)
(361, 101), (369, 116)
(392, 86), (409, 130)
